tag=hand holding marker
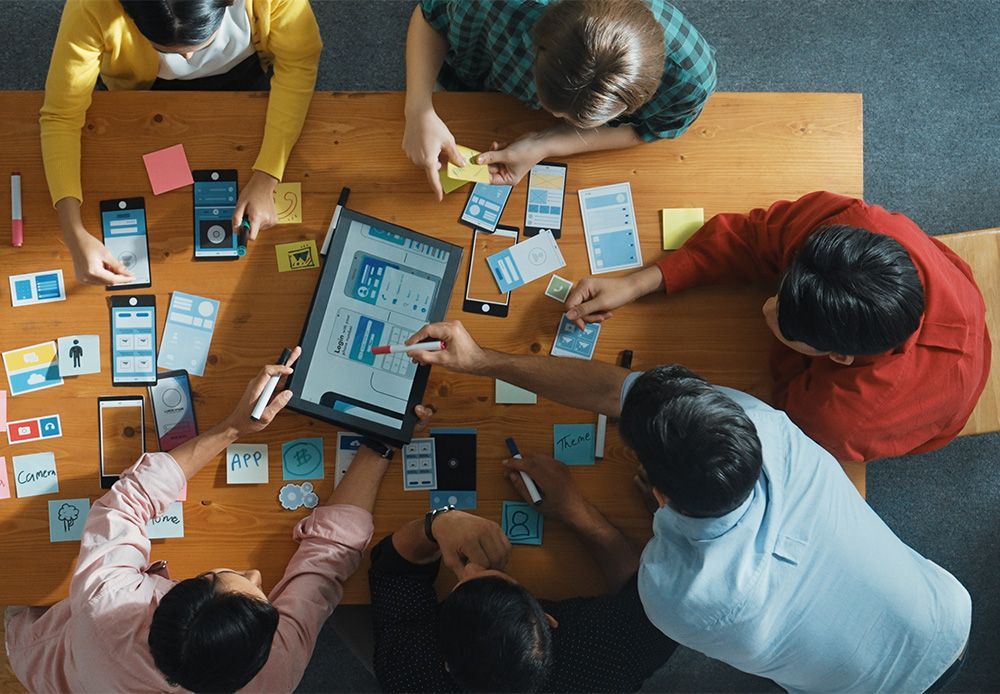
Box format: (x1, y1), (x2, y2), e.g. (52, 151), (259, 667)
(506, 437), (543, 505)
(251, 347), (294, 421)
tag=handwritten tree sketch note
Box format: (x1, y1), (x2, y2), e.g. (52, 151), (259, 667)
(48, 498), (91, 542)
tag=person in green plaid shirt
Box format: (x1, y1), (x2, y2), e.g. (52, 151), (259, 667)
(403, 0), (717, 198)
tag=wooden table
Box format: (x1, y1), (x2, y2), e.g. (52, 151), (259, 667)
(0, 91), (863, 604)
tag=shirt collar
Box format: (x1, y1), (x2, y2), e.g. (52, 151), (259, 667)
(653, 476), (760, 542)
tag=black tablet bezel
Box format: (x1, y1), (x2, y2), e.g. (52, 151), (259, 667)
(97, 395), (146, 489)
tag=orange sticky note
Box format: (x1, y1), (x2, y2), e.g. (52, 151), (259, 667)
(142, 144), (194, 195)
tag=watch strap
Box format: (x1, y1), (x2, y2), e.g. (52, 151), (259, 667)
(424, 504), (456, 544)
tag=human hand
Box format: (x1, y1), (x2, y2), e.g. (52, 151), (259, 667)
(67, 230), (135, 286)
(405, 320), (488, 374)
(232, 170), (279, 241)
(477, 135), (546, 187)
(223, 346), (302, 437)
(431, 510), (512, 576)
(402, 106), (467, 201)
(564, 276), (639, 329)
(503, 452), (588, 524)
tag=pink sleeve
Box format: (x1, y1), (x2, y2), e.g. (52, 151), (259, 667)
(246, 504), (374, 693)
(70, 452), (186, 607)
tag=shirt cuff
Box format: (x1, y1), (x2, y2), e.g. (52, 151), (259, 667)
(120, 452), (186, 515)
(370, 534), (442, 579)
(657, 248), (699, 295)
(294, 504), (374, 552)
(620, 371), (645, 412)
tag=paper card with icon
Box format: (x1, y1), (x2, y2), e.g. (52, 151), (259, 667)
(275, 240), (319, 272)
(57, 335), (101, 376)
(49, 498), (91, 543)
(502, 500), (543, 545)
(282, 438), (325, 480)
(274, 182), (302, 224)
(550, 314), (601, 360)
(3, 341), (63, 396)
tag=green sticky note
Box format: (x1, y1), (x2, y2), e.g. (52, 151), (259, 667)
(496, 379), (537, 404)
(660, 208), (704, 250)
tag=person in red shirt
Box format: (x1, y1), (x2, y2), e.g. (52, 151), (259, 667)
(564, 191), (991, 462)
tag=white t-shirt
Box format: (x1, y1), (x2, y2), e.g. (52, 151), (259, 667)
(157, 0), (255, 80)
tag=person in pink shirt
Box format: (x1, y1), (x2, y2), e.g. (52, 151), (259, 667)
(5, 348), (426, 693)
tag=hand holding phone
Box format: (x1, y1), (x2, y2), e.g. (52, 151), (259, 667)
(193, 170), (240, 260)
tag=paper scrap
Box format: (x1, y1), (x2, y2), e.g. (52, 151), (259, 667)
(447, 145), (490, 183)
(13, 452), (59, 497)
(147, 501), (185, 539)
(553, 423), (596, 466)
(335, 433), (363, 487)
(57, 335), (101, 377)
(226, 444), (269, 484)
(282, 438), (325, 480)
(278, 482), (319, 510)
(551, 314), (601, 360)
(274, 182), (302, 224)
(495, 379), (537, 405)
(0, 457), (10, 500)
(49, 498), (91, 543)
(158, 292), (219, 377)
(275, 240), (319, 272)
(3, 341), (63, 396)
(487, 230), (565, 293)
(0, 389), (6, 432)
(578, 182), (643, 274)
(9, 270), (66, 307)
(660, 208), (704, 250)
(143, 144), (193, 195)
(502, 500), (543, 545)
(544, 275), (573, 302)
(7, 414), (62, 445)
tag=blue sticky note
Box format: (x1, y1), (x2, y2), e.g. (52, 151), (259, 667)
(282, 438), (325, 480)
(48, 498), (90, 542)
(553, 424), (596, 466)
(502, 500), (543, 545)
(157, 292), (221, 377)
(147, 501), (185, 539)
(13, 452), (59, 497)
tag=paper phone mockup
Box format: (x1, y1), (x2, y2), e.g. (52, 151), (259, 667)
(149, 370), (199, 452)
(192, 169), (240, 260)
(100, 197), (152, 289)
(463, 225), (518, 318)
(460, 182), (512, 233)
(98, 395), (146, 488)
(524, 162), (567, 239)
(109, 294), (157, 386)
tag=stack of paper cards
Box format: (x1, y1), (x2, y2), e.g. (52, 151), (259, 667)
(147, 501), (185, 539)
(226, 444), (269, 484)
(9, 270), (66, 307)
(495, 379), (537, 404)
(49, 498), (91, 543)
(502, 501), (543, 545)
(551, 314), (601, 360)
(578, 183), (643, 274)
(335, 433), (364, 487)
(57, 335), (101, 376)
(282, 438), (325, 480)
(158, 292), (220, 377)
(275, 240), (319, 272)
(554, 424), (596, 466)
(487, 231), (565, 293)
(660, 208), (704, 250)
(13, 452), (58, 497)
(143, 144), (193, 195)
(274, 182), (302, 224)
(3, 342), (63, 396)
(447, 145), (490, 183)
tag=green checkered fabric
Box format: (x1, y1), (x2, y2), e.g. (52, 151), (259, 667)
(421, 0), (717, 140)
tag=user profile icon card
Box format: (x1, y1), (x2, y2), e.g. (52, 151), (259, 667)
(282, 437), (325, 480)
(502, 500), (543, 546)
(58, 335), (101, 376)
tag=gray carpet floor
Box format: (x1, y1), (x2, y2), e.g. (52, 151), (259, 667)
(2, 1), (997, 691)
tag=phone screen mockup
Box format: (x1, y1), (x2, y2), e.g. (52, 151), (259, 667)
(149, 370), (199, 452)
(524, 162), (567, 239)
(193, 170), (239, 259)
(463, 225), (518, 318)
(101, 198), (152, 289)
(460, 182), (512, 233)
(110, 295), (157, 386)
(98, 396), (146, 488)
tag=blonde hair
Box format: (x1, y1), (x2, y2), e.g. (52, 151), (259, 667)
(532, 0), (665, 129)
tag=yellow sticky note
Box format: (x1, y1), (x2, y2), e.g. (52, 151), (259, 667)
(275, 239), (319, 272)
(274, 182), (302, 224)
(660, 208), (704, 250)
(447, 145), (491, 183)
(439, 168), (469, 194)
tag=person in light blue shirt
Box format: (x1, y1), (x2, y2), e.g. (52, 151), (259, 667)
(404, 320), (971, 692)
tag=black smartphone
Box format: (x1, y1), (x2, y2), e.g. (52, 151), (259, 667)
(98, 395), (146, 488)
(524, 162), (568, 239)
(109, 294), (157, 386)
(462, 225), (518, 318)
(192, 169), (240, 260)
(149, 370), (199, 452)
(100, 197), (152, 289)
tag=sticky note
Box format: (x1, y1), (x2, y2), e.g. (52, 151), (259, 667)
(49, 498), (90, 543)
(502, 500), (543, 545)
(275, 240), (319, 272)
(282, 438), (325, 480)
(226, 444), (269, 484)
(13, 452), (59, 497)
(57, 335), (101, 376)
(660, 208), (704, 250)
(496, 379), (537, 405)
(3, 341), (63, 397)
(0, 457), (10, 500)
(274, 182), (302, 224)
(158, 292), (220, 377)
(553, 424), (596, 466)
(9, 270), (66, 307)
(551, 314), (601, 360)
(447, 145), (491, 183)
(439, 168), (469, 194)
(544, 275), (573, 302)
(335, 433), (364, 487)
(142, 144), (194, 195)
(0, 389), (6, 432)
(147, 501), (184, 539)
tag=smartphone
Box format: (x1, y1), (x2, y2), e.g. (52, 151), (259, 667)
(100, 197), (152, 289)
(149, 370), (199, 452)
(524, 162), (567, 239)
(193, 169), (240, 260)
(110, 295), (157, 386)
(98, 395), (146, 488)
(460, 182), (512, 233)
(463, 225), (518, 318)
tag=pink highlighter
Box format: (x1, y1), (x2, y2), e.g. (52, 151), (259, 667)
(11, 172), (23, 247)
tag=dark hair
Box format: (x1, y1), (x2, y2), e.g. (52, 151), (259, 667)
(119, 0), (234, 47)
(620, 365), (763, 517)
(777, 225), (925, 356)
(149, 573), (279, 693)
(438, 576), (553, 692)
(532, 0), (665, 128)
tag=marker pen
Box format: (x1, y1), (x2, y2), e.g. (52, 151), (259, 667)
(250, 347), (293, 421)
(237, 216), (250, 256)
(11, 173), (23, 247)
(371, 340), (445, 355)
(321, 186), (351, 256)
(596, 349), (633, 458)
(505, 437), (543, 505)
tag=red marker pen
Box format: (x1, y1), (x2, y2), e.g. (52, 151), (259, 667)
(11, 173), (23, 247)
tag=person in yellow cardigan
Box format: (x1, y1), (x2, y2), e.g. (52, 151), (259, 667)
(41, 0), (322, 285)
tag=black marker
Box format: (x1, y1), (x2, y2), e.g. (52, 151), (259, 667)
(250, 347), (293, 421)
(321, 186), (351, 256)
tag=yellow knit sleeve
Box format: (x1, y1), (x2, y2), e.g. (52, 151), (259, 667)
(39, 0), (105, 205)
(253, 0), (322, 180)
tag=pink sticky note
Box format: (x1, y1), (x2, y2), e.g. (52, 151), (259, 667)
(0, 390), (6, 433)
(0, 457), (10, 500)
(142, 144), (194, 195)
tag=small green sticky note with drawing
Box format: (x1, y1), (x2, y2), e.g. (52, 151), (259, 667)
(496, 379), (537, 404)
(660, 208), (704, 250)
(544, 275), (573, 302)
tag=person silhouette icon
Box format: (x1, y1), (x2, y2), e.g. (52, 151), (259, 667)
(508, 509), (531, 539)
(69, 339), (83, 368)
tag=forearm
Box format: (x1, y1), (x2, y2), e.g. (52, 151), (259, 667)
(56, 197), (87, 244)
(562, 502), (639, 592)
(168, 420), (240, 481)
(326, 447), (390, 512)
(537, 123), (643, 159)
(391, 518), (441, 565)
(404, 6), (447, 115)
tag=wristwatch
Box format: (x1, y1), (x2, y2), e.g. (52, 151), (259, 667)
(424, 504), (457, 544)
(359, 435), (394, 460)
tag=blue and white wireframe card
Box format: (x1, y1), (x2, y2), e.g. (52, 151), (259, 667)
(486, 231), (565, 293)
(9, 270), (66, 307)
(551, 313), (601, 360)
(577, 182), (643, 274)
(157, 292), (220, 377)
(460, 182), (512, 232)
